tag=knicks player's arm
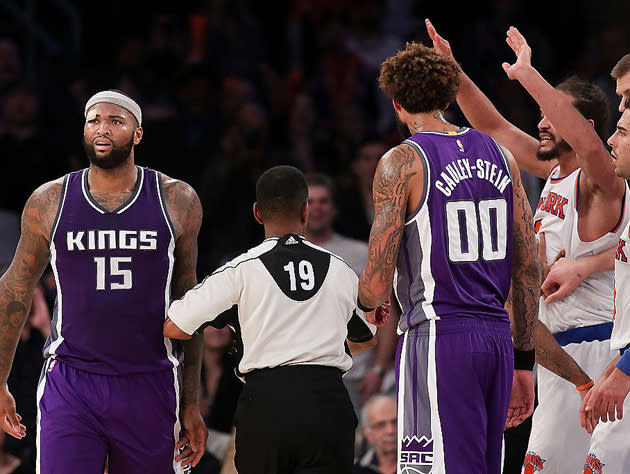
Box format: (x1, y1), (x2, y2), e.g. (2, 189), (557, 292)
(534, 320), (592, 388)
(506, 147), (539, 351)
(502, 27), (624, 199)
(425, 18), (552, 179)
(162, 175), (203, 406)
(358, 143), (419, 309)
(541, 247), (616, 304)
(0, 179), (61, 437)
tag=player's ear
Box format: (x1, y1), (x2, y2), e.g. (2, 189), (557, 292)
(253, 202), (264, 225)
(133, 126), (143, 145)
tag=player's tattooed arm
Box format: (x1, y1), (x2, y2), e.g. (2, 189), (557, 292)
(507, 147), (539, 351)
(163, 175), (207, 465)
(535, 320), (592, 386)
(359, 144), (419, 308)
(162, 176), (203, 404)
(0, 180), (60, 384)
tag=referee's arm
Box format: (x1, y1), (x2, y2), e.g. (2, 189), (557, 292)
(164, 264), (241, 339)
(346, 308), (378, 354)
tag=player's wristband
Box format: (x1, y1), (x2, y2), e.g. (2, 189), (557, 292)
(357, 297), (375, 313)
(576, 380), (594, 392)
(616, 351), (630, 376)
(514, 349), (535, 371)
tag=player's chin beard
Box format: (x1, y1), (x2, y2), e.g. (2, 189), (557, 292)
(536, 138), (572, 161)
(395, 112), (412, 140)
(84, 136), (134, 169)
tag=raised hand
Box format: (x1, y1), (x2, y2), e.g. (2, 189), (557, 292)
(425, 18), (455, 60)
(502, 26), (533, 80)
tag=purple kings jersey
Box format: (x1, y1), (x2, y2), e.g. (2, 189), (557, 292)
(396, 128), (514, 333)
(45, 166), (180, 374)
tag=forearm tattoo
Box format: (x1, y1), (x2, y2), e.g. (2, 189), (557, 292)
(510, 169), (539, 351)
(360, 145), (417, 304)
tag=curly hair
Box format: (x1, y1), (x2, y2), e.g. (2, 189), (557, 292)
(378, 42), (460, 113)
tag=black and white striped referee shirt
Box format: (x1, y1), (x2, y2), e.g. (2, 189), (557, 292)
(168, 233), (376, 377)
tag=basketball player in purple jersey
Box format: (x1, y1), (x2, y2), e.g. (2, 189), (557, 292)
(357, 44), (540, 473)
(0, 90), (207, 473)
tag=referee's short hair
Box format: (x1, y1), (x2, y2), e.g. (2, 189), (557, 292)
(256, 165), (308, 219)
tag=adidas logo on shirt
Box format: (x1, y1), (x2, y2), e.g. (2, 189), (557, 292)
(285, 236), (299, 245)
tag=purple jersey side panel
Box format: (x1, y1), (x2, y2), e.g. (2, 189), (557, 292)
(45, 167), (179, 375)
(397, 129), (513, 332)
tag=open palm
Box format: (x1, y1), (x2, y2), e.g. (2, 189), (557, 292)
(502, 26), (533, 80)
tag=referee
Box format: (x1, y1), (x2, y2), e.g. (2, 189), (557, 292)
(164, 165), (379, 474)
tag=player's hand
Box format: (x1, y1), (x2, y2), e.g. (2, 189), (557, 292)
(541, 257), (583, 304)
(0, 384), (25, 439)
(365, 299), (391, 327)
(502, 26), (533, 81)
(505, 369), (535, 429)
(176, 403), (208, 467)
(537, 232), (565, 283)
(580, 368), (630, 433)
(425, 19), (455, 61)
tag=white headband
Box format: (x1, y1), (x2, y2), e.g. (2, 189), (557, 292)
(84, 90), (142, 127)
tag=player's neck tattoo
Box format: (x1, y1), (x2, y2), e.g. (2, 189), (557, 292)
(409, 111), (452, 134)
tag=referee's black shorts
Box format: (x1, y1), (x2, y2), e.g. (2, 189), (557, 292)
(234, 364), (357, 474)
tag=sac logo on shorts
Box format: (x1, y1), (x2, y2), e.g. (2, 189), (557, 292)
(583, 452), (604, 474)
(399, 435), (433, 473)
(523, 451), (545, 473)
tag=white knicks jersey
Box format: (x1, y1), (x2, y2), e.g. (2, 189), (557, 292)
(611, 220), (630, 352)
(168, 234), (376, 377)
(534, 165), (630, 333)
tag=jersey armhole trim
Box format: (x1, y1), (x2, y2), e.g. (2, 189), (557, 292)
(402, 139), (429, 223)
(156, 171), (176, 240)
(490, 138), (513, 180)
(49, 174), (70, 243)
(574, 169), (582, 211)
(610, 184), (628, 234)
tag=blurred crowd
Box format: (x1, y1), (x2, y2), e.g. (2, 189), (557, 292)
(0, 0), (628, 472)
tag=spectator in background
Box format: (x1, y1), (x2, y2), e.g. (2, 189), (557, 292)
(197, 101), (269, 274)
(344, 0), (402, 135)
(335, 136), (387, 242)
(0, 81), (69, 214)
(305, 172), (397, 442)
(194, 323), (241, 474)
(305, 173), (369, 275)
(352, 395), (397, 474)
(284, 92), (337, 173)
